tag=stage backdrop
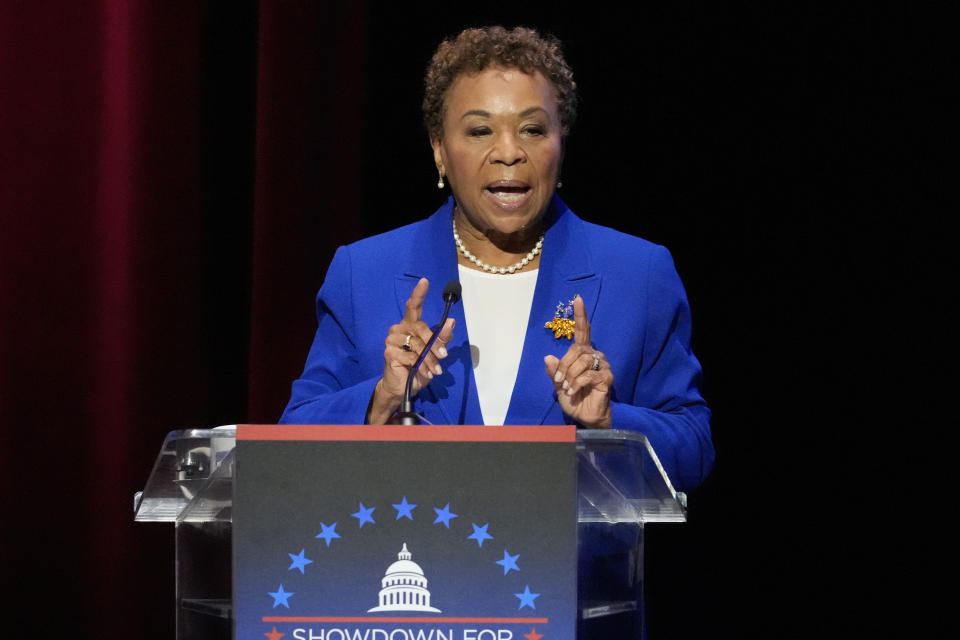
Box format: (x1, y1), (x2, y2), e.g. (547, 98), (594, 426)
(0, 2), (935, 639)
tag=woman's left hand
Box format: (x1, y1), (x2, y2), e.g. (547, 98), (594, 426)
(544, 295), (614, 429)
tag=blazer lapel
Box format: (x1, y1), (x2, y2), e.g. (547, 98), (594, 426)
(505, 198), (601, 425)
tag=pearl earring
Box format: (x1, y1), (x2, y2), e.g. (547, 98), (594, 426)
(437, 170), (445, 189)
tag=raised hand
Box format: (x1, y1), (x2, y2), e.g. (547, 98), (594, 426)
(367, 278), (455, 424)
(543, 295), (613, 428)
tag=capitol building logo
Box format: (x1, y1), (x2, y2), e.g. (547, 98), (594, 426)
(368, 543), (441, 613)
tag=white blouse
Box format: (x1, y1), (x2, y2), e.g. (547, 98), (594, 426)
(457, 265), (539, 425)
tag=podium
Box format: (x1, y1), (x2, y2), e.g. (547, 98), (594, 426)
(135, 426), (687, 639)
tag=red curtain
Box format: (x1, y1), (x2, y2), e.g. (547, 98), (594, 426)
(249, 1), (365, 421)
(1, 1), (363, 635)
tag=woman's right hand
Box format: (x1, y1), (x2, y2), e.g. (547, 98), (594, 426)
(366, 277), (455, 424)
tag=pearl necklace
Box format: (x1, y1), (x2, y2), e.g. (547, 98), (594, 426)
(453, 216), (544, 274)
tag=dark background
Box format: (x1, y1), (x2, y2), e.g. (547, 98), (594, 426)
(0, 1), (943, 638)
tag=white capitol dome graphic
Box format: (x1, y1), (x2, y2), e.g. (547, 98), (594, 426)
(368, 543), (441, 613)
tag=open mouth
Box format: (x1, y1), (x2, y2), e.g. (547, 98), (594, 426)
(485, 180), (531, 204)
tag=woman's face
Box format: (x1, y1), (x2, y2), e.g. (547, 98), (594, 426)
(432, 66), (563, 237)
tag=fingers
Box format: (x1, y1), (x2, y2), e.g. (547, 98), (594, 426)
(565, 355), (610, 396)
(573, 295), (591, 346)
(548, 296), (600, 393)
(411, 317), (455, 374)
(434, 317), (455, 359)
(375, 279), (455, 422)
(544, 354), (560, 380)
(399, 278), (453, 371)
(547, 347), (610, 394)
(545, 297), (613, 428)
(388, 327), (444, 376)
(387, 352), (434, 386)
(552, 337), (589, 385)
(385, 331), (431, 377)
(383, 314), (456, 393)
(403, 277), (430, 323)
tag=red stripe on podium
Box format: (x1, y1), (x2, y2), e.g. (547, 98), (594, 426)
(261, 616), (549, 624)
(237, 424), (575, 443)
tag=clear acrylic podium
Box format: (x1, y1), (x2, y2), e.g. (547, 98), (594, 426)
(134, 426), (687, 639)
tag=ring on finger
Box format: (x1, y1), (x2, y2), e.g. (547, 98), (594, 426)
(402, 335), (413, 352)
(591, 351), (601, 371)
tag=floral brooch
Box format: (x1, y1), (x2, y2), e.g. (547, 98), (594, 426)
(545, 298), (576, 340)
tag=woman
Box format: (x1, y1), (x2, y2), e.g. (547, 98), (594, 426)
(279, 26), (713, 491)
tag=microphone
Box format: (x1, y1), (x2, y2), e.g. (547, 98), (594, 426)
(395, 280), (461, 425)
(441, 280), (463, 305)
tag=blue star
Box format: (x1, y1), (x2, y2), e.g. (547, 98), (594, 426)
(351, 502), (376, 528)
(287, 549), (313, 574)
(433, 503), (458, 528)
(269, 584), (294, 608)
(393, 496), (417, 520)
(468, 523), (493, 547)
(515, 585), (540, 609)
(315, 522), (341, 547)
(496, 550), (520, 575)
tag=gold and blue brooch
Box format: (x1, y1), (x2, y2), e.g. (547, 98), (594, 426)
(545, 298), (576, 340)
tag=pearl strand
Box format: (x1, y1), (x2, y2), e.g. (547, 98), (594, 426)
(453, 216), (543, 274)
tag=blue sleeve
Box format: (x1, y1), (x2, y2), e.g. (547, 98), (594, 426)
(609, 246), (714, 490)
(279, 246), (381, 424)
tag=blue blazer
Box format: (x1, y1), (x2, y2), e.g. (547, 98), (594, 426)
(280, 196), (714, 489)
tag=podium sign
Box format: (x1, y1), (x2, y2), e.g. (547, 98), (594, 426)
(233, 425), (578, 640)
